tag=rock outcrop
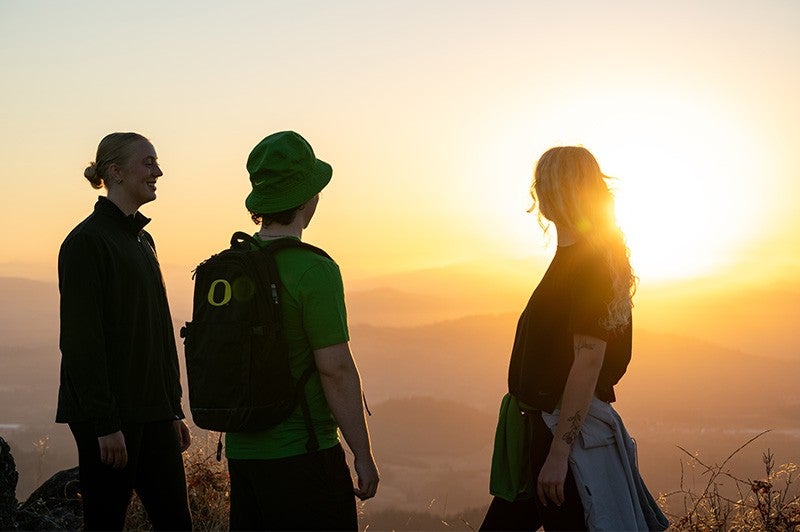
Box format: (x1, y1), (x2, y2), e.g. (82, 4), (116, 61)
(16, 467), (81, 531)
(0, 436), (82, 531)
(0, 437), (19, 530)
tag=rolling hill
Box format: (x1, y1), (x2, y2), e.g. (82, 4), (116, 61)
(2, 273), (798, 511)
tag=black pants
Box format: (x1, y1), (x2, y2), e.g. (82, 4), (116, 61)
(228, 443), (357, 531)
(69, 420), (192, 531)
(480, 411), (586, 531)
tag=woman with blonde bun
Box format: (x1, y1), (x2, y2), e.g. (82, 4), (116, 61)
(481, 147), (667, 531)
(57, 132), (192, 531)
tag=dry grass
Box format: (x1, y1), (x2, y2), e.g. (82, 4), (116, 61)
(664, 430), (800, 531)
(124, 431), (230, 531)
(117, 428), (799, 531)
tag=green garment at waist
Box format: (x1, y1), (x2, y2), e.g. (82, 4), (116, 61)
(489, 393), (535, 501)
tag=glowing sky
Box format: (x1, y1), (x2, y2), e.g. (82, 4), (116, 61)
(1, 1), (798, 284)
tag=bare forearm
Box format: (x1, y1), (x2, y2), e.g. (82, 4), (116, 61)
(317, 355), (373, 459)
(537, 335), (606, 506)
(550, 335), (606, 457)
(315, 342), (380, 499)
(320, 371), (372, 457)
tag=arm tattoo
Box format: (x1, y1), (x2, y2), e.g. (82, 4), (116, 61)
(575, 338), (597, 354)
(562, 410), (583, 446)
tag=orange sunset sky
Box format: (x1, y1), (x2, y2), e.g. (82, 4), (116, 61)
(1, 1), (798, 289)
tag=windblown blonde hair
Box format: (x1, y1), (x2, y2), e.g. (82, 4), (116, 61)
(531, 146), (637, 330)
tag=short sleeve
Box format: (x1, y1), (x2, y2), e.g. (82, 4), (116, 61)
(568, 255), (613, 341)
(298, 261), (350, 350)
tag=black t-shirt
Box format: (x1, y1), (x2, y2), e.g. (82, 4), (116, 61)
(507, 241), (632, 412)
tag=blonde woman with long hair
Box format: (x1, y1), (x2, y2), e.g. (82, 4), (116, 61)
(480, 147), (667, 531)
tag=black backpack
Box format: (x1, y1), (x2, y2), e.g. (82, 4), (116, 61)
(180, 231), (331, 451)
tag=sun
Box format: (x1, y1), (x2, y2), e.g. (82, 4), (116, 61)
(541, 90), (768, 283)
(458, 87), (772, 284)
(601, 126), (763, 281)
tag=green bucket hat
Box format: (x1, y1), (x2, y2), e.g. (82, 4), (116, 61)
(245, 131), (332, 214)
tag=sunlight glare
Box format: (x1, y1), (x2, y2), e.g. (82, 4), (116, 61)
(525, 90), (768, 282)
(600, 113), (761, 281)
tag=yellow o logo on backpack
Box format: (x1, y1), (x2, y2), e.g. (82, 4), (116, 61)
(207, 279), (232, 306)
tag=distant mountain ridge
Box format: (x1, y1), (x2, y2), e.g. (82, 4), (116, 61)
(3, 272), (798, 423)
(2, 274), (799, 515)
(346, 265), (800, 360)
(3, 268), (799, 359)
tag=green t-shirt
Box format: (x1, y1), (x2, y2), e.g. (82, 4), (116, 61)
(224, 235), (349, 459)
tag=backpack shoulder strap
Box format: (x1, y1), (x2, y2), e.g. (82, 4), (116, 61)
(296, 241), (333, 261)
(254, 237), (333, 262)
(235, 235), (328, 452)
(230, 231), (260, 250)
(229, 232), (333, 261)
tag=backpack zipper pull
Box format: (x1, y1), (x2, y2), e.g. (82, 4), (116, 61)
(271, 283), (279, 304)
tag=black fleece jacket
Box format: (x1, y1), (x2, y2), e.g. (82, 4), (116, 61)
(56, 197), (184, 436)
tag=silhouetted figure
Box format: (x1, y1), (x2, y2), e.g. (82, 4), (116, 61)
(57, 133), (191, 531)
(480, 147), (667, 531)
(224, 131), (379, 531)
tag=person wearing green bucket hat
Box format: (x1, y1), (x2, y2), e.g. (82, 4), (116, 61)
(245, 130), (333, 215)
(225, 131), (379, 531)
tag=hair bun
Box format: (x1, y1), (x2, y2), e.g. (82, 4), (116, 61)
(84, 162), (97, 179)
(84, 161), (104, 189)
